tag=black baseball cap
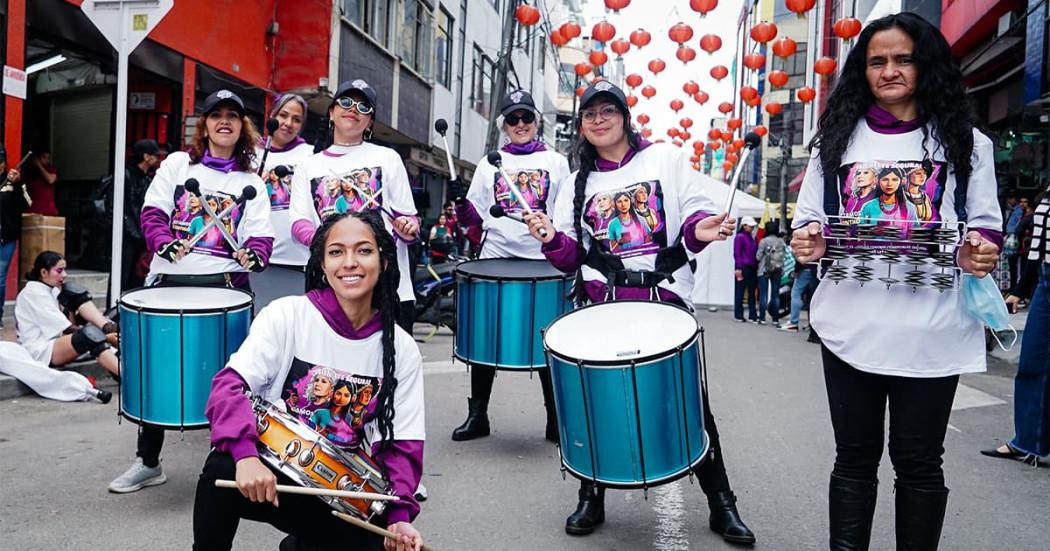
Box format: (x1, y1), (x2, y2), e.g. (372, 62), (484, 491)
(203, 89), (246, 116)
(579, 80), (629, 113)
(333, 79), (378, 111)
(500, 89), (537, 116)
(133, 139), (161, 156)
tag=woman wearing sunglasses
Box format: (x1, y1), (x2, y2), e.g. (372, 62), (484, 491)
(290, 79), (420, 332)
(447, 89), (571, 444)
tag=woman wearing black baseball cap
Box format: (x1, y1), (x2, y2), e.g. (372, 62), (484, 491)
(523, 80), (755, 544)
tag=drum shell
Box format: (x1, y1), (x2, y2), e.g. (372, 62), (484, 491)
(119, 291), (251, 429)
(455, 261), (572, 370)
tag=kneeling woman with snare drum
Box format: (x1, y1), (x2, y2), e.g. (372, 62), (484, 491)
(109, 89), (275, 495)
(192, 212), (426, 551)
(524, 81), (755, 544)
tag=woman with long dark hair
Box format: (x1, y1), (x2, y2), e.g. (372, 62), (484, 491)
(523, 81), (755, 544)
(790, 13), (1002, 549)
(193, 211), (426, 551)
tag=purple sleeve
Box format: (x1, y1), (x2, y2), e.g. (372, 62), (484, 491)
(972, 228), (1003, 251)
(205, 367), (259, 462)
(391, 210), (421, 245)
(291, 219), (316, 247)
(733, 233), (744, 269)
(141, 206), (176, 253)
(455, 200), (483, 231)
(243, 236), (274, 271)
(371, 440), (424, 524)
(540, 231), (581, 273)
(681, 211), (711, 254)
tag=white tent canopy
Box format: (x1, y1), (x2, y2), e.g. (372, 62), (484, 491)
(691, 174), (768, 306)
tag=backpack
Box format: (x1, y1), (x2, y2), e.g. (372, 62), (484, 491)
(761, 238), (785, 273)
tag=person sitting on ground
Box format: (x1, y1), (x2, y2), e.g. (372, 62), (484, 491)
(0, 340), (110, 403)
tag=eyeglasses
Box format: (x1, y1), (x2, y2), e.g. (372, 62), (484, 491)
(335, 97), (374, 115)
(504, 111), (536, 126)
(580, 105), (620, 123)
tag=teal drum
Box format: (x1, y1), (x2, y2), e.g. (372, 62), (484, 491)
(119, 287), (252, 429)
(544, 301), (709, 489)
(455, 259), (572, 370)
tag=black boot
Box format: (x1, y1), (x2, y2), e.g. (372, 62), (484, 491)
(708, 491), (756, 545)
(544, 402), (559, 443)
(894, 485), (948, 551)
(829, 474), (878, 550)
(451, 397), (490, 441)
(565, 481), (605, 535)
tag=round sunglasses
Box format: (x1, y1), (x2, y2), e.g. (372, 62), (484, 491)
(335, 96), (374, 115)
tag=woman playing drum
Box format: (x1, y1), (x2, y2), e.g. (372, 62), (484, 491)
(192, 211), (426, 551)
(448, 89), (570, 443)
(523, 81), (755, 544)
(109, 89), (275, 495)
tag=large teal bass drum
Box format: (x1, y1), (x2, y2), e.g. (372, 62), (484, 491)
(544, 300), (709, 488)
(455, 259), (572, 370)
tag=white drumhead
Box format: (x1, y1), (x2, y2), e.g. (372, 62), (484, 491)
(545, 301), (697, 363)
(121, 287), (252, 311)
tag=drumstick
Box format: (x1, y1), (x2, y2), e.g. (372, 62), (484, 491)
(214, 479), (401, 502)
(485, 151), (547, 238)
(185, 186), (258, 249)
(185, 179), (241, 252)
(434, 119), (458, 181)
(11, 150), (32, 206)
(332, 510), (435, 551)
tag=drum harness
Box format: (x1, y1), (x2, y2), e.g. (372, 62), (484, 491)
(583, 233), (695, 301)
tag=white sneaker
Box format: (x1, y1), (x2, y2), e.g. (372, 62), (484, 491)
(414, 482), (428, 502)
(108, 458), (166, 493)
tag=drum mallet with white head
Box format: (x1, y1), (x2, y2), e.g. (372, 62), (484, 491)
(486, 151), (547, 238)
(256, 118), (280, 177)
(434, 119), (458, 181)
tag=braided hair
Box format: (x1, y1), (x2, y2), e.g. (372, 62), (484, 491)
(304, 211), (400, 452)
(570, 100), (644, 304)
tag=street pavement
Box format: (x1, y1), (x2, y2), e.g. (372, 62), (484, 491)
(1, 310), (1047, 550)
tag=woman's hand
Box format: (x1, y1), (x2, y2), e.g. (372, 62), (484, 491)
(791, 222), (826, 263)
(392, 216), (419, 240)
(1005, 294), (1021, 314)
(234, 456), (278, 507)
(958, 231), (999, 278)
(158, 239), (188, 263)
(695, 212), (735, 243)
(384, 522), (423, 551)
(523, 212), (555, 244)
(235, 249), (263, 271)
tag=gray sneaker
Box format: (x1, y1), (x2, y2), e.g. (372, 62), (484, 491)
(108, 458), (166, 493)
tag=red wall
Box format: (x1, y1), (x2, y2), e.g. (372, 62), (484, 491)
(273, 0), (332, 92)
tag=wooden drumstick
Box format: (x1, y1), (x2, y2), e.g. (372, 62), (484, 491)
(214, 479), (401, 502)
(331, 510), (435, 551)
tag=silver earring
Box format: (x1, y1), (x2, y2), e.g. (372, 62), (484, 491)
(322, 274), (329, 285)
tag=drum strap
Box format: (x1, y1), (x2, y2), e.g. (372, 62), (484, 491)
(156, 273), (232, 287)
(583, 236), (694, 289)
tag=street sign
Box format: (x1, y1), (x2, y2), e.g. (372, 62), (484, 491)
(2, 66), (27, 99)
(81, 0), (174, 306)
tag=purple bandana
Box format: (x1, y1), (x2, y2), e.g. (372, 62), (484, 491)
(595, 138), (653, 172)
(201, 149), (239, 173)
(268, 135), (306, 153)
(501, 141), (547, 155)
(864, 104), (923, 135)
(306, 287), (383, 339)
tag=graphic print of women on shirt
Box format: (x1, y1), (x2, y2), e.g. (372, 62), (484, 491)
(583, 180), (666, 259)
(310, 167), (383, 221)
(838, 159), (945, 234)
(493, 169), (550, 214)
(263, 168), (292, 211)
(169, 184), (243, 258)
(282, 359), (383, 450)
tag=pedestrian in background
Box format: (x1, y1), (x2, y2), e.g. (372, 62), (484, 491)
(0, 146), (27, 326)
(26, 148), (59, 216)
(756, 221), (785, 326)
(122, 139), (163, 290)
(733, 215), (759, 323)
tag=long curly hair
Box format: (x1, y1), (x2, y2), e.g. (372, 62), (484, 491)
(188, 112), (260, 172)
(811, 12), (975, 183)
(571, 95), (643, 304)
(304, 211), (400, 451)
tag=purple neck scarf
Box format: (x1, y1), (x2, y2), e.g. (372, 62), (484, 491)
(306, 287), (383, 339)
(595, 138), (653, 172)
(864, 104), (923, 135)
(268, 136), (306, 153)
(201, 149), (239, 173)
(501, 141), (547, 155)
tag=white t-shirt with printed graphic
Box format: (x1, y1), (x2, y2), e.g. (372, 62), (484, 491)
(255, 142), (315, 266)
(467, 150), (570, 260)
(289, 144), (418, 302)
(143, 152), (275, 277)
(793, 123), (1002, 378)
(550, 143), (718, 302)
(227, 295), (425, 450)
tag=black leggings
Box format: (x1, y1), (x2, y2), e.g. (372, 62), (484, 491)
(192, 450), (383, 550)
(822, 346), (959, 491)
(469, 365), (556, 412)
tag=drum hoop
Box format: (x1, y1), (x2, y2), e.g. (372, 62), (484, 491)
(118, 287), (254, 314)
(543, 300), (700, 367)
(454, 259), (572, 282)
(558, 430), (711, 490)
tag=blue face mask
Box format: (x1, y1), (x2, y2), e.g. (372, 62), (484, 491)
(962, 274), (1017, 350)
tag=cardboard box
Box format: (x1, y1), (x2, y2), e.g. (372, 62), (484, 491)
(19, 214), (65, 285)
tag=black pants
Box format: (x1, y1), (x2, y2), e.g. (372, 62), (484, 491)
(734, 265), (759, 321)
(192, 451), (383, 550)
(398, 300), (416, 333)
(822, 346), (958, 491)
(470, 364), (556, 412)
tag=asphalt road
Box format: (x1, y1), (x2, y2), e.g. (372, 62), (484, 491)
(1, 310), (1047, 550)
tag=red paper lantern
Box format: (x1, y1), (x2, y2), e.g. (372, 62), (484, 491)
(641, 85), (657, 98)
(592, 21), (616, 43)
(786, 0), (816, 16)
(726, 152), (739, 163)
(641, 127), (652, 138)
(833, 17), (862, 40)
(589, 50), (609, 66)
(673, 140), (683, 148)
(576, 87), (584, 97)
(765, 101), (782, 115)
(648, 58), (666, 75)
(797, 86), (816, 103)
(689, 0), (718, 16)
(682, 81), (700, 95)
(746, 95), (761, 107)
(740, 86), (759, 102)
(560, 21), (582, 39)
(680, 117), (693, 129)
(629, 28), (651, 48)
(693, 140), (705, 151)
(771, 37), (797, 58)
(626, 94), (639, 107)
(610, 38), (631, 56)
(753, 125), (767, 137)
(723, 161), (734, 172)
(604, 0), (631, 13)
(768, 70), (789, 88)
(708, 141), (721, 151)
(679, 131), (691, 141)
(668, 22), (694, 45)
(718, 102), (734, 114)
(690, 155), (700, 163)
(550, 29), (569, 47)
(668, 128), (680, 138)
(814, 56), (838, 76)
(670, 99), (685, 112)
(710, 65), (728, 81)
(743, 53), (766, 71)
(727, 118), (742, 130)
(676, 45), (697, 64)
(637, 113), (650, 125)
(732, 138), (745, 150)
(693, 91), (710, 105)
(707, 128), (721, 140)
(699, 34), (722, 55)
(626, 73), (643, 88)
(721, 130), (734, 141)
(749, 22), (778, 44)
(515, 4), (541, 27)
(574, 63), (591, 77)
